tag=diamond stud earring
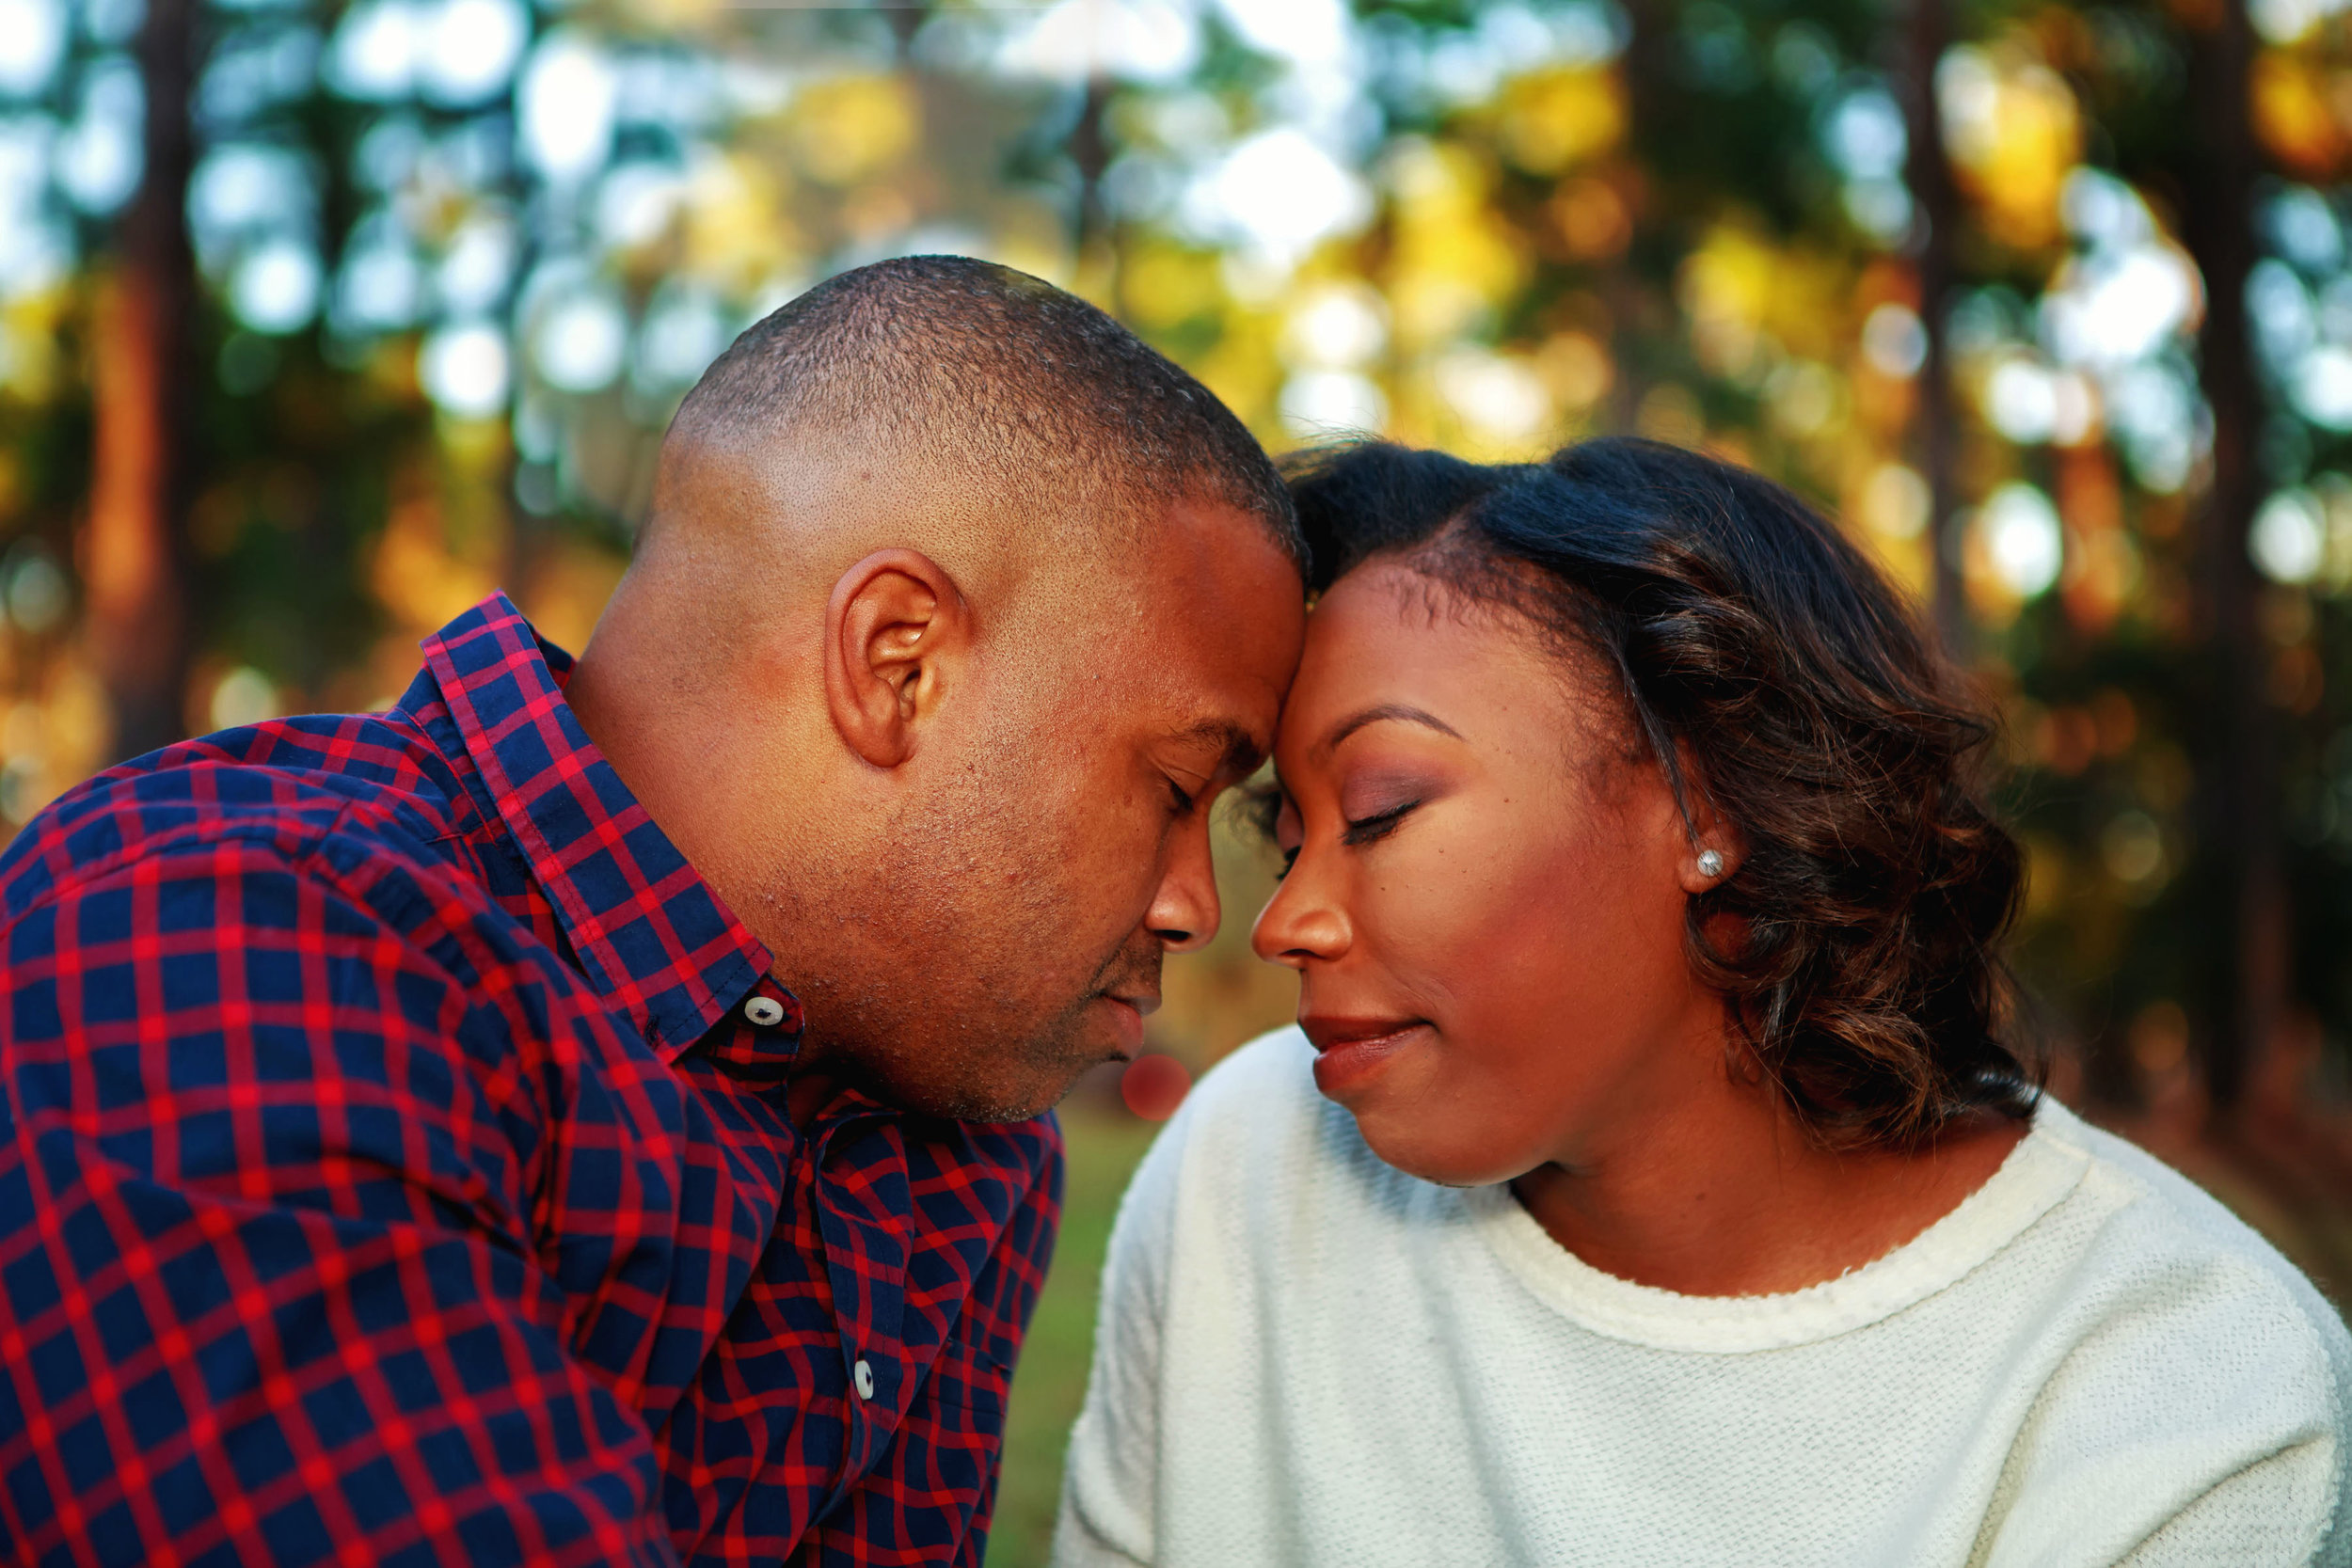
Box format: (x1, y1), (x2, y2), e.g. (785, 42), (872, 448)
(1696, 848), (1724, 879)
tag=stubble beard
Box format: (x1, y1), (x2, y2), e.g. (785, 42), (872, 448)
(768, 784), (1162, 1124)
(795, 936), (1158, 1124)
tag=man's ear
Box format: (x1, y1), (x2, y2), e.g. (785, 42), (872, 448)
(823, 548), (970, 768)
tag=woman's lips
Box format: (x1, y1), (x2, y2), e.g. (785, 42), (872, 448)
(1301, 1017), (1429, 1098)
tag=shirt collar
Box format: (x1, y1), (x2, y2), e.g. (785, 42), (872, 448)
(409, 592), (787, 1062)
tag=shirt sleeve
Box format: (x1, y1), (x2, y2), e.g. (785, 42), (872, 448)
(2115, 1438), (2345, 1567)
(1051, 1116), (1189, 1568)
(0, 840), (681, 1567)
(1976, 1242), (2351, 1568)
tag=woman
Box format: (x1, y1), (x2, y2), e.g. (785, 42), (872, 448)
(1054, 438), (2352, 1567)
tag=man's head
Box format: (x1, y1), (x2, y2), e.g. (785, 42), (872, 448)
(567, 257), (1306, 1121)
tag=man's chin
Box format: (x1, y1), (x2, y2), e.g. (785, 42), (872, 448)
(866, 1050), (1109, 1126)
(825, 995), (1137, 1123)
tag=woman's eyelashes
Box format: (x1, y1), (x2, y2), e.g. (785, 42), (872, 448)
(1341, 798), (1422, 847)
(1271, 789), (1422, 878)
(1271, 796), (1305, 879)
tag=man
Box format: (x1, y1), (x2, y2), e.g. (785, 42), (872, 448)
(0, 258), (1306, 1565)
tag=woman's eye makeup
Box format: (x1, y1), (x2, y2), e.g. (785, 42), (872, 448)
(1341, 798), (1422, 846)
(1336, 767), (1437, 847)
(1270, 774), (1432, 876)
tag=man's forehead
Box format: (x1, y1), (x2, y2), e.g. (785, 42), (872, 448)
(1137, 495), (1294, 575)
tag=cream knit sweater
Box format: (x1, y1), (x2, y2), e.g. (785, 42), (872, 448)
(1054, 1028), (2352, 1568)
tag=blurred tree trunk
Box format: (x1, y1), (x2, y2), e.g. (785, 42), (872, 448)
(2178, 0), (2281, 1108)
(85, 0), (199, 759)
(1070, 74), (1115, 295)
(1898, 0), (1964, 655)
(1608, 0), (1671, 435)
(883, 0), (927, 59)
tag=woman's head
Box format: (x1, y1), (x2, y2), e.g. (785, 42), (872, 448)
(1252, 437), (2033, 1187)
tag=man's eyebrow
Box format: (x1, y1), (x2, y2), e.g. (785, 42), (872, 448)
(1169, 719), (1266, 780)
(1315, 704), (1464, 756)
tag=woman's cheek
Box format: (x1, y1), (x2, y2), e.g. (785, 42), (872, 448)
(1440, 837), (1619, 1140)
(1361, 1043), (1565, 1187)
(1362, 815), (1495, 947)
(1364, 894), (1574, 1182)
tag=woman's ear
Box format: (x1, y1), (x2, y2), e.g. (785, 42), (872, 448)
(1672, 740), (1744, 893)
(823, 547), (970, 768)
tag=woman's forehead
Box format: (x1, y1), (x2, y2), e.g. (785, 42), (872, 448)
(1279, 577), (1592, 762)
(1298, 565), (1600, 707)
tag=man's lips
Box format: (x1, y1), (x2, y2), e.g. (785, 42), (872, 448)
(1098, 991), (1158, 1058)
(1300, 1014), (1429, 1097)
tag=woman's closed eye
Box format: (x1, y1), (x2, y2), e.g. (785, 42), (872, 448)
(1272, 795), (1425, 877)
(1341, 798), (1421, 847)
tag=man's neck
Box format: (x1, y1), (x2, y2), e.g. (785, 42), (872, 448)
(570, 615), (855, 1133)
(567, 619), (811, 939)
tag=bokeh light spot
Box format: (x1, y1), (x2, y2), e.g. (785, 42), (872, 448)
(1861, 303), (1927, 379)
(230, 242), (323, 335)
(420, 0), (529, 106)
(535, 291), (628, 393)
(1120, 1054), (1191, 1121)
(1978, 482), (2063, 598)
(421, 322), (511, 418)
(0, 0), (66, 98)
(2254, 489), (2328, 584)
(520, 32), (616, 184)
(209, 667), (280, 732)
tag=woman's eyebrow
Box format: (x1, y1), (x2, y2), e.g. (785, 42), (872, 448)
(1315, 704), (1464, 756)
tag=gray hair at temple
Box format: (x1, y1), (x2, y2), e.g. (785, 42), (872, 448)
(666, 255), (1304, 570)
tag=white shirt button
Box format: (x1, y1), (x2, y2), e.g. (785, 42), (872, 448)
(852, 1357), (876, 1402)
(744, 995), (787, 1028)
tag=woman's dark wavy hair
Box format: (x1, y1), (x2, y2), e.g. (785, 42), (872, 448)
(1282, 436), (2038, 1151)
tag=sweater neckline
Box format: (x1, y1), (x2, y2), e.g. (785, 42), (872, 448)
(1464, 1100), (2092, 1354)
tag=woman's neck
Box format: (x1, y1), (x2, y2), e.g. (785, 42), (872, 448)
(1508, 1045), (2027, 1298)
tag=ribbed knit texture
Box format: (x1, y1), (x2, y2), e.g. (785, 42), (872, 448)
(1056, 1027), (2352, 1567)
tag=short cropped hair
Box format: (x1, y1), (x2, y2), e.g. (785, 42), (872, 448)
(672, 255), (1303, 571)
(1283, 436), (2037, 1152)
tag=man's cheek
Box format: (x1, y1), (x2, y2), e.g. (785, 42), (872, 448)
(1058, 792), (1158, 880)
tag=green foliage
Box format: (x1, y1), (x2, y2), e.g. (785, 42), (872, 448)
(2, 0), (2350, 1099)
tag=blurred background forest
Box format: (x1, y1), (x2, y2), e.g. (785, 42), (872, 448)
(5, 0), (2352, 1557)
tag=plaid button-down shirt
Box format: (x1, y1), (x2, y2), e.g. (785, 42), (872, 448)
(0, 594), (1063, 1567)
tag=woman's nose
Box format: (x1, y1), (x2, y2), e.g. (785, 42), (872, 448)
(1250, 852), (1349, 968)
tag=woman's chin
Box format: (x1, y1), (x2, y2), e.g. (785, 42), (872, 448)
(1350, 1113), (1532, 1190)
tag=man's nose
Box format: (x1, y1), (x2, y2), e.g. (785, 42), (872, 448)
(1146, 816), (1221, 953)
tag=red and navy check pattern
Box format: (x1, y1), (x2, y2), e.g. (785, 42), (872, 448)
(0, 593), (1062, 1567)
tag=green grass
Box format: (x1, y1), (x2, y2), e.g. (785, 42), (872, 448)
(989, 1105), (1163, 1567)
